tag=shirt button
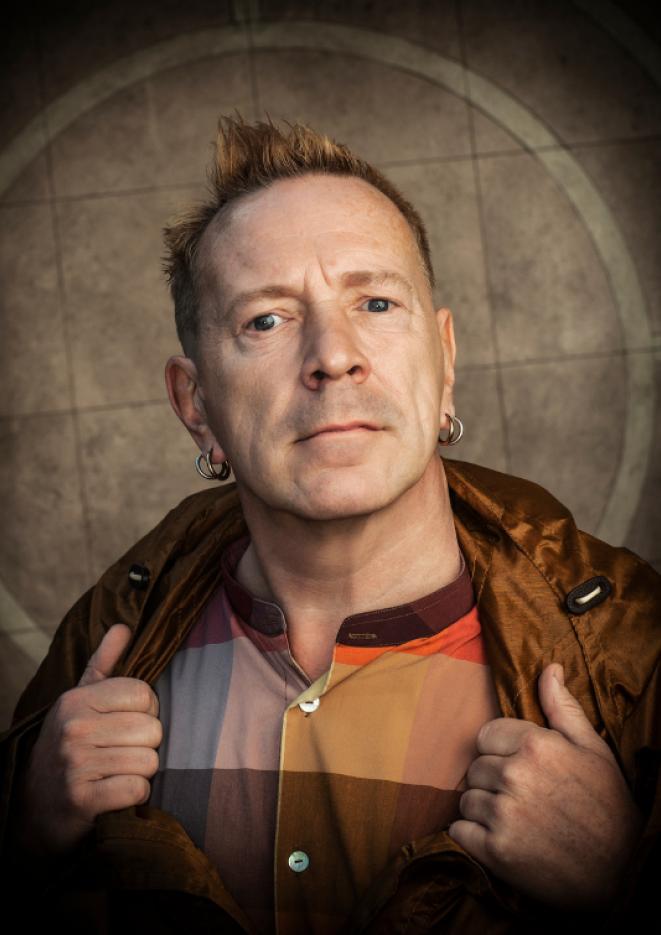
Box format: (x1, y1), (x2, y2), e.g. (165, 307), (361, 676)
(298, 697), (320, 713)
(288, 850), (310, 873)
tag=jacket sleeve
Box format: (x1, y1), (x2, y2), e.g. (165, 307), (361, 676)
(539, 647), (661, 932)
(480, 626), (661, 933)
(0, 583), (103, 893)
(599, 652), (661, 931)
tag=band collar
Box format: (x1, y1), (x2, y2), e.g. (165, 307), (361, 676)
(219, 533), (474, 648)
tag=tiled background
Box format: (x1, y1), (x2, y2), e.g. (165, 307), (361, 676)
(1, 0), (660, 731)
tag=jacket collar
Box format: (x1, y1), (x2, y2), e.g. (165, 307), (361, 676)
(105, 456), (640, 748)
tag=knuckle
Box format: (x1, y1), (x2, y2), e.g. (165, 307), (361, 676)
(134, 680), (154, 711)
(547, 727), (565, 749)
(145, 749), (159, 775)
(62, 778), (86, 814)
(521, 730), (546, 760)
(476, 722), (491, 747)
(60, 715), (89, 744)
(499, 759), (522, 791)
(458, 789), (470, 816)
(130, 775), (150, 805)
(55, 688), (77, 720)
(485, 828), (512, 868)
(82, 777), (113, 817)
(82, 780), (109, 819)
(490, 792), (511, 825)
(65, 775), (96, 818)
(65, 744), (90, 772)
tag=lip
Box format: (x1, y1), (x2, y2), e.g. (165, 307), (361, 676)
(300, 421), (380, 441)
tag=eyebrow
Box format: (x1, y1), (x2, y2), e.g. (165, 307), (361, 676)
(223, 269), (415, 320)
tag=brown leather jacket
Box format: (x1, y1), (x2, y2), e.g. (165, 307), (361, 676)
(1, 458), (660, 934)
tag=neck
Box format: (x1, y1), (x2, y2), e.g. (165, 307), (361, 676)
(233, 455), (462, 645)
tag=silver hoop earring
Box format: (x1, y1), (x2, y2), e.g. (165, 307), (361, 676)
(438, 414), (464, 446)
(195, 448), (231, 481)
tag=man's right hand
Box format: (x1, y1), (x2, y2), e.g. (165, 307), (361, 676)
(14, 623), (162, 858)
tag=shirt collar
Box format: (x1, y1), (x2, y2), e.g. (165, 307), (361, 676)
(220, 533), (475, 648)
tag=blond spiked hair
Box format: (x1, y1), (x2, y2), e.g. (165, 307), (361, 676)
(163, 111), (436, 362)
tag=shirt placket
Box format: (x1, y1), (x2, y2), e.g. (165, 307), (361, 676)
(273, 654), (339, 935)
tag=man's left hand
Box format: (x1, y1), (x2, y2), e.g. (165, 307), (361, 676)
(447, 663), (645, 910)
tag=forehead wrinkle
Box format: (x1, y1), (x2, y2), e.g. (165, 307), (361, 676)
(223, 267), (416, 321)
(194, 178), (428, 324)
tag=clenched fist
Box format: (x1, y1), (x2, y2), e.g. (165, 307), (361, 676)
(13, 623), (162, 858)
(447, 663), (645, 911)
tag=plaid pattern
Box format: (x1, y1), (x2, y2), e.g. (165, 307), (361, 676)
(149, 534), (502, 935)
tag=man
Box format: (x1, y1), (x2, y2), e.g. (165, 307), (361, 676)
(1, 114), (659, 934)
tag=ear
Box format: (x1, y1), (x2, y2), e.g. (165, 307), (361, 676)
(164, 355), (228, 462)
(435, 307), (456, 427)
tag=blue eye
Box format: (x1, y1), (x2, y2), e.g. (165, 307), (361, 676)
(365, 298), (393, 312)
(248, 313), (283, 331)
(247, 300), (395, 331)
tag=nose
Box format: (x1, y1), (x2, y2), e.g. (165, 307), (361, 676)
(301, 307), (371, 390)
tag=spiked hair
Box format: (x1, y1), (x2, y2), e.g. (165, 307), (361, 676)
(162, 111), (436, 361)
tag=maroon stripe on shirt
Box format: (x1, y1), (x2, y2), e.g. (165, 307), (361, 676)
(220, 533), (473, 646)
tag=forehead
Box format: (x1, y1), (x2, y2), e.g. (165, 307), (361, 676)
(198, 173), (424, 293)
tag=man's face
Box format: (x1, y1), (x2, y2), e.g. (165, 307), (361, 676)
(191, 172), (455, 520)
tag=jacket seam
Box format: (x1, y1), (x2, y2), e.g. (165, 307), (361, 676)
(494, 523), (622, 731)
(445, 460), (507, 526)
(586, 616), (626, 725)
(621, 654), (661, 728)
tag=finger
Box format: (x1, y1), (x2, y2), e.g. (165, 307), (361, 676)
(78, 624), (133, 687)
(465, 754), (514, 793)
(81, 677), (159, 718)
(71, 746), (160, 783)
(476, 717), (545, 756)
(82, 773), (153, 816)
(80, 711), (163, 749)
(538, 664), (613, 757)
(458, 788), (499, 829)
(447, 817), (490, 865)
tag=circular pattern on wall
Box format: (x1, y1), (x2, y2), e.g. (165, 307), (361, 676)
(0, 21), (655, 658)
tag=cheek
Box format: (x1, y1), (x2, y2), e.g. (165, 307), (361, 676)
(380, 357), (442, 428)
(207, 364), (285, 450)
(384, 329), (443, 388)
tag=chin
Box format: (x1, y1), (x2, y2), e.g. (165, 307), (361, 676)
(284, 470), (412, 521)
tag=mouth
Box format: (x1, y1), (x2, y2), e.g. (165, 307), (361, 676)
(299, 422), (380, 441)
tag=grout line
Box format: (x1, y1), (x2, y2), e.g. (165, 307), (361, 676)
(244, 0), (262, 119)
(592, 364), (630, 536)
(0, 181), (207, 208)
(2, 134), (661, 209)
(465, 344), (661, 371)
(456, 0), (511, 474)
(0, 347), (659, 426)
(35, 29), (95, 586)
(0, 397), (171, 423)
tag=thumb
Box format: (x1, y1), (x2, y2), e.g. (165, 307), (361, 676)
(78, 623), (133, 687)
(538, 663), (608, 755)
